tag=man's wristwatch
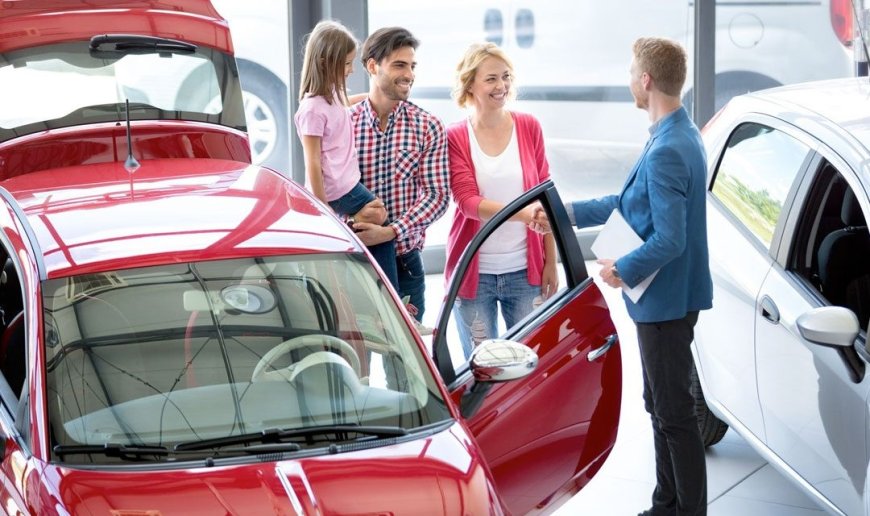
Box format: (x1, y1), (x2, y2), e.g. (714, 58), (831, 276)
(611, 265), (621, 279)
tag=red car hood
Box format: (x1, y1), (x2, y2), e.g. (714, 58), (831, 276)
(40, 424), (501, 515)
(1, 158), (363, 278)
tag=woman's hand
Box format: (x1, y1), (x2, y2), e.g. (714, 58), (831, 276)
(528, 205), (551, 234)
(541, 260), (559, 300)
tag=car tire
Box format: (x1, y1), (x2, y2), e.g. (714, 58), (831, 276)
(237, 60), (290, 174)
(690, 362), (728, 446)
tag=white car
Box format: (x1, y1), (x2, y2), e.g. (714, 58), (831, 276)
(693, 77), (870, 516)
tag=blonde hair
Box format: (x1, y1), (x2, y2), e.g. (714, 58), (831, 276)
(452, 42), (516, 108)
(298, 20), (357, 104)
(632, 37), (687, 97)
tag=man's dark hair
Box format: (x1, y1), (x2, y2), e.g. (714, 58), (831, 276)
(360, 27), (419, 66)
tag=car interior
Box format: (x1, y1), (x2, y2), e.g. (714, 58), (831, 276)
(37, 256), (444, 462)
(791, 164), (870, 332)
(0, 253), (25, 398)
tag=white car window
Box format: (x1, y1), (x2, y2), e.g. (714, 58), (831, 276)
(711, 122), (811, 248)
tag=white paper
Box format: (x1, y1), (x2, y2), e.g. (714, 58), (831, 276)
(590, 210), (658, 303)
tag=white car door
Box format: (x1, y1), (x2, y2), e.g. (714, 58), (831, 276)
(754, 149), (870, 516)
(694, 116), (812, 439)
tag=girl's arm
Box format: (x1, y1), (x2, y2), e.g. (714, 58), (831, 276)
(300, 135), (328, 204)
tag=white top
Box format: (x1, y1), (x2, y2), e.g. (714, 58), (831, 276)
(467, 119), (527, 274)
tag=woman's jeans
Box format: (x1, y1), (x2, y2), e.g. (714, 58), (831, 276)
(454, 269), (538, 359)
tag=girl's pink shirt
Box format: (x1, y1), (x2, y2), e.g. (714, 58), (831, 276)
(294, 94), (360, 201)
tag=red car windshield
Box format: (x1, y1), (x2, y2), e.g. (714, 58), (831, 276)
(42, 253), (451, 464)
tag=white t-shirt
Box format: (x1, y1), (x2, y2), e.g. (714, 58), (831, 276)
(467, 120), (527, 274)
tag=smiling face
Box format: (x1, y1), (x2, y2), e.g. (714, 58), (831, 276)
(369, 45), (416, 102)
(344, 49), (356, 79)
(468, 56), (512, 113)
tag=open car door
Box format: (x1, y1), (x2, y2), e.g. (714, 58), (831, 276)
(432, 181), (622, 515)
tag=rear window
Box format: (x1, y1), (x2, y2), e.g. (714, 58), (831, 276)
(0, 40), (245, 142)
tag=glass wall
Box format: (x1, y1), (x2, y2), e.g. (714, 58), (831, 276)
(214, 0), (860, 255)
(367, 0), (855, 249)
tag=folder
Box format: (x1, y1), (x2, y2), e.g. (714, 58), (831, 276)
(590, 209), (658, 303)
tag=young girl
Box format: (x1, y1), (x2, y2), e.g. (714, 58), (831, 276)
(294, 20), (398, 288)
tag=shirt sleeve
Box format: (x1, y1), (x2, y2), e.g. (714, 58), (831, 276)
(571, 195), (618, 229)
(390, 116), (450, 239)
(531, 116), (550, 183)
(448, 127), (484, 218)
(294, 99), (327, 137)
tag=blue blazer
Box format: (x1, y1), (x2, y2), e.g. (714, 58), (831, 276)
(571, 107), (712, 323)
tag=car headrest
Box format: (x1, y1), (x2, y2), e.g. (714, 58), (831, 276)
(842, 189), (866, 227)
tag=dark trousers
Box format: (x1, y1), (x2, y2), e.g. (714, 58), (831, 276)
(368, 240), (399, 289)
(636, 311), (706, 516)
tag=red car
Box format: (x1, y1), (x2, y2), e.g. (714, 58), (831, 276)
(0, 2), (621, 514)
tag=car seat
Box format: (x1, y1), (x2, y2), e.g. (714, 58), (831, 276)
(817, 188), (870, 325)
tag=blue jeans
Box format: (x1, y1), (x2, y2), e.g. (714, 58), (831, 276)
(397, 250), (425, 322)
(328, 181), (375, 217)
(329, 183), (398, 289)
(454, 269), (538, 359)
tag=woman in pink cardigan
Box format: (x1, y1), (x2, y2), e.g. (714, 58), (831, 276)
(445, 42), (558, 359)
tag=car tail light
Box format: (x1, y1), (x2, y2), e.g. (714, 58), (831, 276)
(830, 0), (854, 47)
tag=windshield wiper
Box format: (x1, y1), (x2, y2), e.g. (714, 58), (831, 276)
(89, 34), (197, 57)
(54, 442), (169, 460)
(175, 425), (408, 452)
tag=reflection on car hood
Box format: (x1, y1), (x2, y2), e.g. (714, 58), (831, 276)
(1, 159), (363, 278)
(48, 424), (501, 515)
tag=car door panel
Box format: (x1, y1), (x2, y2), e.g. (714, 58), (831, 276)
(693, 198), (771, 437)
(453, 283), (619, 514)
(755, 264), (869, 516)
(436, 181), (621, 515)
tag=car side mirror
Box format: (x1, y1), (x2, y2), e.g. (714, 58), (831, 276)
(470, 338), (539, 382)
(796, 306), (860, 348)
(459, 339), (539, 418)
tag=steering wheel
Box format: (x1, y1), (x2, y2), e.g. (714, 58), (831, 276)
(252, 334), (362, 382)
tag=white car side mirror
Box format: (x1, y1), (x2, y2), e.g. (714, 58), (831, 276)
(796, 306), (860, 348)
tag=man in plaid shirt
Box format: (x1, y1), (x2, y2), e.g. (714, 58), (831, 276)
(350, 27), (449, 322)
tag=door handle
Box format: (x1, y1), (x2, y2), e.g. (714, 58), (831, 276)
(759, 295), (780, 324)
(588, 333), (618, 362)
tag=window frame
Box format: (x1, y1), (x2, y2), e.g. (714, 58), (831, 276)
(707, 116), (817, 258)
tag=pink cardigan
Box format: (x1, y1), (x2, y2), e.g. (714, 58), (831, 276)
(445, 111), (550, 299)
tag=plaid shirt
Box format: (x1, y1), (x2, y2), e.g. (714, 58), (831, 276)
(350, 99), (450, 255)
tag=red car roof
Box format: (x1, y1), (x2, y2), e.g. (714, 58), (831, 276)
(0, 0), (233, 53)
(0, 159), (359, 278)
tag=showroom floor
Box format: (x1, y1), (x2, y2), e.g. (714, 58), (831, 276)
(421, 262), (827, 515)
